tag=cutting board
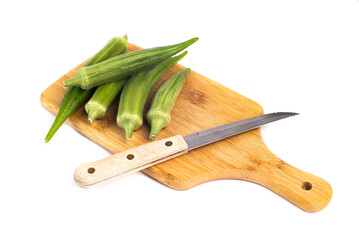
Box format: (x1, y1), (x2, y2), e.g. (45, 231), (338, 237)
(40, 43), (332, 212)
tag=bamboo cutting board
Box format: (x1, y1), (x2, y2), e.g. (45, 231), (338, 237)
(40, 43), (332, 212)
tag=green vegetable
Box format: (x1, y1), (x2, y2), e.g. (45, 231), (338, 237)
(117, 52), (187, 140)
(45, 35), (128, 142)
(63, 37), (198, 90)
(85, 78), (127, 123)
(146, 68), (190, 139)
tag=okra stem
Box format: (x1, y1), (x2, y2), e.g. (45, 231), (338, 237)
(87, 105), (105, 123)
(86, 78), (127, 122)
(122, 118), (137, 140)
(148, 114), (169, 139)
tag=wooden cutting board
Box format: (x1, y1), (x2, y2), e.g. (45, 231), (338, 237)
(40, 43), (332, 212)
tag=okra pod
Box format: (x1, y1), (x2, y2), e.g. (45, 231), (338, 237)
(85, 78), (127, 122)
(146, 68), (190, 139)
(63, 37), (198, 90)
(45, 35), (128, 142)
(117, 52), (187, 140)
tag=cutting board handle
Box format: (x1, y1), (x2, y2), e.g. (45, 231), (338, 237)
(250, 151), (332, 213)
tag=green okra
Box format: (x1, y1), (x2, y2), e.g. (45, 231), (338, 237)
(117, 51), (188, 140)
(63, 37), (198, 90)
(146, 68), (190, 139)
(45, 35), (128, 143)
(85, 78), (127, 123)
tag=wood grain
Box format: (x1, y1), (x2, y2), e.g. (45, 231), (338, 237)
(40, 43), (332, 212)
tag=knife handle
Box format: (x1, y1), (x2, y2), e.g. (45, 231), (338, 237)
(74, 135), (188, 187)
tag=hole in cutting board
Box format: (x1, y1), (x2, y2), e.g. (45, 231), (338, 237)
(88, 167), (95, 174)
(302, 182), (312, 191)
(127, 154), (135, 160)
(165, 141), (173, 146)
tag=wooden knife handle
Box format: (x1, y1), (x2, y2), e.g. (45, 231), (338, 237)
(74, 135), (188, 187)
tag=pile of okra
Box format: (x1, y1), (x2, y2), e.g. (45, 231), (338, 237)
(45, 36), (198, 142)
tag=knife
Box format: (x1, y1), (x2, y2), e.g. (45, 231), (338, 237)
(74, 112), (298, 187)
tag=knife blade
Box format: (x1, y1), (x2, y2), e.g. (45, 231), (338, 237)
(74, 112), (298, 187)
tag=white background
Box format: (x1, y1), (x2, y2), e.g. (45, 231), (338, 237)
(1, 0), (358, 239)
